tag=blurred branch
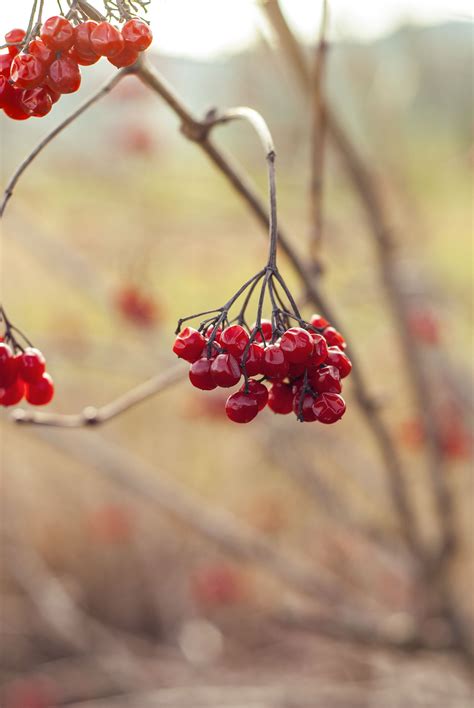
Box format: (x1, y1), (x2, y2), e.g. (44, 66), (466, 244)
(12, 364), (185, 427)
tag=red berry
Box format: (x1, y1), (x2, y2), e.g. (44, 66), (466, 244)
(20, 86), (53, 117)
(0, 343), (19, 387)
(0, 75), (12, 108)
(28, 38), (55, 66)
(2, 85), (30, 120)
(268, 382), (294, 414)
(189, 358), (217, 390)
(252, 319), (273, 343)
(47, 56), (81, 94)
(10, 53), (46, 89)
(18, 347), (46, 383)
(307, 332), (329, 368)
(0, 52), (13, 77)
(40, 16), (74, 51)
(310, 365), (342, 394)
(121, 19), (153, 52)
(220, 325), (249, 357)
(5, 28), (26, 56)
(73, 20), (99, 55)
(90, 22), (124, 58)
(45, 85), (61, 104)
(323, 326), (346, 350)
(210, 353), (241, 388)
(68, 45), (100, 66)
(0, 378), (25, 406)
(312, 392), (346, 424)
(108, 45), (139, 68)
(25, 372), (54, 405)
(262, 344), (289, 380)
(326, 347), (352, 379)
(240, 342), (263, 376)
(280, 327), (314, 363)
(205, 325), (222, 343)
(173, 327), (205, 363)
(310, 313), (329, 329)
(242, 380), (268, 410)
(225, 391), (259, 423)
(293, 391), (318, 422)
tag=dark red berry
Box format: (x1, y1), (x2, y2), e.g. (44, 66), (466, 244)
(326, 347), (352, 378)
(90, 22), (124, 58)
(312, 392), (346, 424)
(323, 326), (346, 350)
(225, 391), (259, 423)
(293, 391), (318, 422)
(108, 45), (139, 68)
(173, 327), (206, 363)
(210, 353), (241, 388)
(20, 86), (53, 117)
(0, 378), (25, 406)
(310, 365), (342, 394)
(240, 342), (263, 376)
(220, 325), (249, 357)
(310, 313), (329, 329)
(121, 19), (153, 52)
(0, 343), (19, 387)
(242, 380), (268, 411)
(262, 344), (289, 380)
(252, 319), (273, 343)
(28, 38), (55, 66)
(189, 358), (217, 390)
(5, 29), (26, 56)
(40, 16), (74, 51)
(268, 382), (294, 414)
(279, 327), (314, 363)
(18, 347), (46, 383)
(307, 332), (329, 368)
(25, 372), (54, 405)
(0, 52), (13, 77)
(2, 86), (30, 120)
(47, 56), (81, 94)
(10, 53), (47, 89)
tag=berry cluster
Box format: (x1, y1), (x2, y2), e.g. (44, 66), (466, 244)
(0, 308), (54, 407)
(173, 313), (351, 425)
(0, 17), (152, 120)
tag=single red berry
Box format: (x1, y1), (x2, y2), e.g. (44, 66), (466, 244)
(241, 380), (268, 410)
(310, 313), (329, 329)
(0, 378), (25, 406)
(0, 343), (19, 387)
(40, 16), (74, 51)
(225, 391), (259, 423)
(268, 382), (294, 414)
(18, 347), (46, 383)
(293, 391), (318, 422)
(189, 358), (217, 390)
(90, 22), (124, 58)
(205, 324), (222, 343)
(68, 45), (100, 66)
(10, 53), (47, 89)
(323, 326), (346, 350)
(28, 38), (55, 66)
(25, 372), (54, 405)
(173, 327), (206, 363)
(20, 86), (53, 117)
(262, 344), (289, 380)
(73, 21), (99, 55)
(310, 365), (342, 394)
(121, 19), (153, 52)
(280, 327), (314, 363)
(220, 325), (250, 357)
(312, 392), (346, 424)
(47, 56), (81, 94)
(108, 45), (139, 68)
(307, 332), (329, 369)
(2, 85), (30, 119)
(210, 353), (241, 388)
(326, 347), (352, 378)
(252, 319), (273, 343)
(240, 342), (263, 376)
(5, 29), (26, 56)
(0, 52), (13, 77)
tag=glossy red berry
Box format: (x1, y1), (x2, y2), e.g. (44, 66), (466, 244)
(90, 22), (124, 58)
(5, 29), (26, 56)
(68, 45), (100, 66)
(2, 86), (30, 120)
(310, 365), (342, 394)
(242, 380), (268, 411)
(312, 392), (346, 424)
(40, 16), (74, 51)
(0, 378), (25, 406)
(225, 391), (259, 423)
(220, 325), (249, 357)
(47, 56), (81, 94)
(323, 326), (346, 350)
(205, 325), (222, 343)
(189, 358), (217, 390)
(18, 347), (46, 383)
(293, 391), (318, 422)
(210, 353), (241, 388)
(20, 86), (53, 117)
(262, 344), (289, 380)
(307, 332), (329, 369)
(10, 53), (46, 89)
(121, 19), (153, 52)
(252, 319), (273, 343)
(25, 372), (54, 405)
(28, 38), (55, 66)
(73, 21), (99, 54)
(173, 327), (205, 363)
(240, 342), (263, 376)
(0, 342), (19, 387)
(268, 382), (294, 414)
(108, 45), (139, 68)
(310, 313), (329, 329)
(0, 52), (13, 77)
(280, 327), (314, 363)
(326, 347), (352, 379)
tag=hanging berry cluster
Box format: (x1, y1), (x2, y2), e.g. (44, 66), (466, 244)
(0, 16), (152, 121)
(0, 307), (54, 407)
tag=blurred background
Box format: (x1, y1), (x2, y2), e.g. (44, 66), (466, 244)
(1, 1), (473, 706)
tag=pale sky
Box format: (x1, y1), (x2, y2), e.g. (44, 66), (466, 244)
(1, 1), (472, 58)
